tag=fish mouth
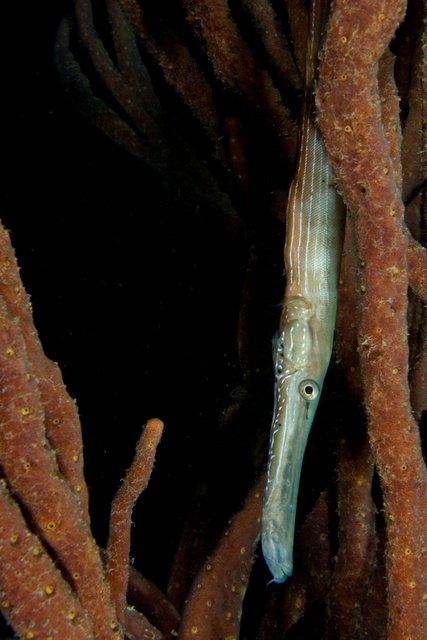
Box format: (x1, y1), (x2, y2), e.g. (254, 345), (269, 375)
(261, 517), (294, 583)
(262, 371), (321, 583)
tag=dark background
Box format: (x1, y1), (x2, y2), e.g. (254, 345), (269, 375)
(3, 0), (261, 602)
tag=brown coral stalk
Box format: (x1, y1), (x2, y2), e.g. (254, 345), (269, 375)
(0, 227), (89, 519)
(178, 476), (264, 640)
(107, 418), (164, 626)
(0, 222), (121, 639)
(326, 438), (376, 640)
(317, 1), (427, 637)
(0, 479), (94, 640)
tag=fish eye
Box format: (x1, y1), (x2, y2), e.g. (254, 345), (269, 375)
(299, 380), (319, 401)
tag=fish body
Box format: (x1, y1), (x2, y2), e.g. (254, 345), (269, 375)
(261, 0), (345, 583)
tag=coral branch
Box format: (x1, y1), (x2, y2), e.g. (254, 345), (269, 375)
(407, 237), (427, 303)
(124, 606), (164, 640)
(118, 0), (224, 159)
(326, 438), (376, 639)
(183, 0), (296, 157)
(258, 490), (331, 638)
(0, 479), (94, 640)
(127, 568), (179, 639)
(317, 1), (427, 636)
(0, 223), (120, 639)
(107, 419), (164, 626)
(0, 227), (89, 519)
(179, 476), (264, 639)
(240, 0), (301, 90)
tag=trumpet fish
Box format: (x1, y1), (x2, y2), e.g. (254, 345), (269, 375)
(262, 0), (345, 583)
